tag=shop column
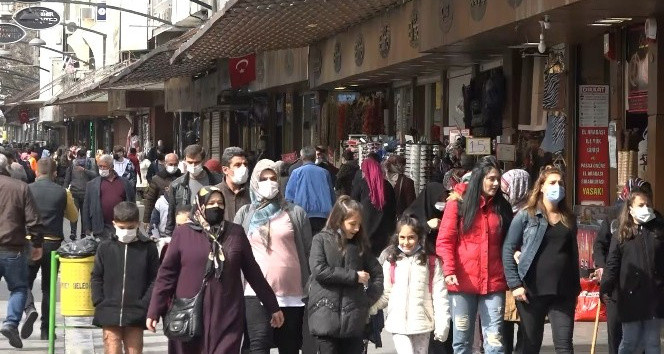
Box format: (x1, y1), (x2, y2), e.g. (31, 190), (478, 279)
(647, 20), (664, 211)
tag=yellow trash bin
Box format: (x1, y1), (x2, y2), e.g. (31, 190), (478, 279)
(59, 256), (95, 317)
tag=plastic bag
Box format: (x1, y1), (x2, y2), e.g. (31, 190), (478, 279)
(574, 278), (607, 322)
(56, 237), (99, 258)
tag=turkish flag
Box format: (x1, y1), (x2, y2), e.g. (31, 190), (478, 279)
(228, 53), (256, 89)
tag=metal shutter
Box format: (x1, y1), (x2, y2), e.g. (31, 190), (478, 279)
(211, 111), (221, 160)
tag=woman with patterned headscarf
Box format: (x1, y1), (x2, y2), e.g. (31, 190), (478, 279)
(593, 177), (652, 354)
(147, 186), (284, 354)
(234, 159), (313, 354)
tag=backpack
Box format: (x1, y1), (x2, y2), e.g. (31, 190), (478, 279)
(389, 254), (439, 293)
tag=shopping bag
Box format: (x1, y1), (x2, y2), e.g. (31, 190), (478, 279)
(574, 278), (607, 322)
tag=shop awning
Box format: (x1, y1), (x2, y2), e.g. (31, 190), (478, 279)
(102, 29), (212, 90)
(171, 0), (408, 63)
(2, 83), (40, 107)
(47, 61), (136, 105)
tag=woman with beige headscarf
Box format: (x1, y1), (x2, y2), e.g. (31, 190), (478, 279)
(234, 159), (313, 353)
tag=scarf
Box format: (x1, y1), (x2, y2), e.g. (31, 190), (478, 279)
(361, 158), (386, 210)
(247, 159), (284, 250)
(191, 186), (227, 279)
(501, 169), (530, 213)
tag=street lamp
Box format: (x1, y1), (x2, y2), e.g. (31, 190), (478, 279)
(28, 37), (92, 66)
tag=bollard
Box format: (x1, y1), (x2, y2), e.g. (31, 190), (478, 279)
(48, 251), (58, 354)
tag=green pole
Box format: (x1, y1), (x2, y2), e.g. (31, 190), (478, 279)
(48, 252), (58, 354)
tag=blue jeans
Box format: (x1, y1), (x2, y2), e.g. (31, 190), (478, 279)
(619, 319), (661, 354)
(449, 292), (505, 354)
(0, 250), (29, 327)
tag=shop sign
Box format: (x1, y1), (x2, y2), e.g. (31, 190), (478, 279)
(626, 26), (648, 113)
(13, 6), (61, 30)
(577, 127), (609, 205)
(438, 0), (453, 33)
(0, 23), (26, 44)
(579, 85), (609, 127)
(470, 0), (487, 22)
(281, 152), (297, 164)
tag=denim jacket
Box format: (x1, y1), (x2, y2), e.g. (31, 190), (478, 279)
(502, 208), (579, 290)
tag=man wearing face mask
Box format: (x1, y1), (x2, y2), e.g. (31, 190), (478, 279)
(82, 155), (136, 240)
(216, 147), (251, 222)
(163, 144), (223, 237)
(22, 159), (78, 341)
(142, 153), (182, 231)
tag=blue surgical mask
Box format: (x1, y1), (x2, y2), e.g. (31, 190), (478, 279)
(545, 185), (565, 204)
(398, 244), (423, 256)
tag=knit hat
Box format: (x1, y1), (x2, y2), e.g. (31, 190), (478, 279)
(204, 159), (222, 174)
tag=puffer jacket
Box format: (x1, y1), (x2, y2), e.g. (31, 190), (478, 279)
(436, 183), (508, 294)
(371, 251), (450, 339)
(307, 229), (384, 338)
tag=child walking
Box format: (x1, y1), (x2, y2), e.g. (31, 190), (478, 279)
(307, 195), (384, 354)
(600, 189), (664, 354)
(372, 215), (450, 354)
(91, 202), (160, 354)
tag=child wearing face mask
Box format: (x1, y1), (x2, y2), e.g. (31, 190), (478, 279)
(371, 215), (450, 354)
(90, 201), (160, 353)
(307, 196), (384, 354)
(502, 167), (580, 353)
(601, 190), (664, 354)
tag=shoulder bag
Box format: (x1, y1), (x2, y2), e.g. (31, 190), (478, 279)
(163, 258), (211, 342)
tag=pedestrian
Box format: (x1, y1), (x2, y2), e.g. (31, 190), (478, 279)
(82, 154), (136, 240)
(285, 146), (336, 236)
(112, 145), (137, 189)
(0, 154), (44, 349)
(234, 159), (312, 354)
(127, 147), (142, 186)
(371, 215), (450, 353)
(315, 146), (339, 183)
(163, 144), (223, 237)
(502, 166), (580, 354)
(216, 147), (251, 222)
(436, 156), (513, 354)
(146, 151), (165, 183)
(307, 195), (384, 354)
(147, 186), (284, 353)
(91, 201), (160, 354)
(22, 158), (78, 340)
(600, 189), (664, 354)
(334, 149), (359, 197)
(351, 157), (397, 257)
(143, 153), (182, 232)
(499, 169), (530, 354)
(383, 155), (416, 216)
(593, 177), (652, 354)
(54, 146), (71, 186)
(64, 149), (98, 240)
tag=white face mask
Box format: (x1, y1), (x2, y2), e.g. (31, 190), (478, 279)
(231, 166), (248, 185)
(99, 169), (110, 177)
(166, 165), (178, 174)
(187, 163), (204, 177)
(631, 206), (655, 224)
(257, 180), (279, 200)
(115, 228), (138, 243)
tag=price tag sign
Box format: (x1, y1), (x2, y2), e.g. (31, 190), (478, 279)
(466, 137), (491, 155)
(496, 143), (516, 162)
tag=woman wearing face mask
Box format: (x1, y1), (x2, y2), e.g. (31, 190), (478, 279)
(436, 156), (513, 354)
(502, 167), (580, 354)
(234, 159), (313, 354)
(600, 190), (664, 354)
(147, 186), (284, 354)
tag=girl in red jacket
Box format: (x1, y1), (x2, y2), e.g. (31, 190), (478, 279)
(436, 156), (513, 354)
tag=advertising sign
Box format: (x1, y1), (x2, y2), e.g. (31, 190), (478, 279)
(14, 6), (61, 30)
(577, 127), (610, 205)
(0, 23), (26, 44)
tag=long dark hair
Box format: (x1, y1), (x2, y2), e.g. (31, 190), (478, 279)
(459, 156), (513, 235)
(325, 195), (368, 255)
(386, 215), (431, 265)
(616, 190), (664, 242)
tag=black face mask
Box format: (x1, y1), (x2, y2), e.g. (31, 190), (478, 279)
(204, 206), (224, 226)
(113, 153), (122, 160)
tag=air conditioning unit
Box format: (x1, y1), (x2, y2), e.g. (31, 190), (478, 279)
(80, 7), (95, 22)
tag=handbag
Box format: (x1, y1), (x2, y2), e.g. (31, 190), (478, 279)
(163, 261), (211, 342)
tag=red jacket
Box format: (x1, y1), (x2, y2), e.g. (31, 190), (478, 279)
(436, 183), (507, 294)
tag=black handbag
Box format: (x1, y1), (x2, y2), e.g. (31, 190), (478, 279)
(163, 264), (211, 342)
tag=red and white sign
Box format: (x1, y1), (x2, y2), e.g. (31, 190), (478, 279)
(281, 152), (297, 164)
(228, 53), (256, 89)
(577, 127), (609, 205)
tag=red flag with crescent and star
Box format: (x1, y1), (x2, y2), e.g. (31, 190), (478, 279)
(228, 53), (256, 89)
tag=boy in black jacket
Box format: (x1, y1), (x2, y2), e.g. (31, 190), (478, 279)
(91, 202), (159, 353)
